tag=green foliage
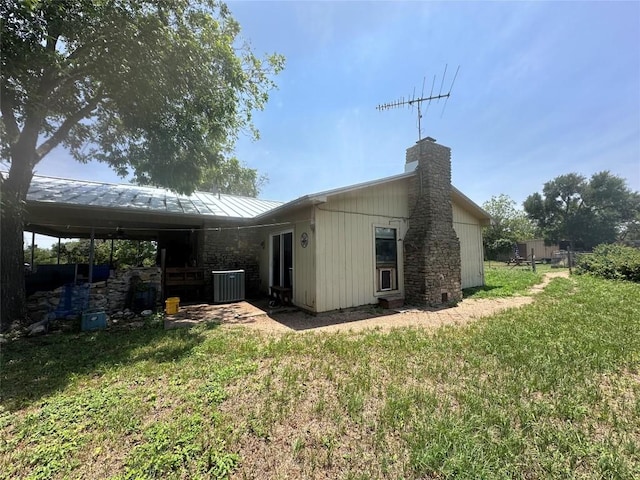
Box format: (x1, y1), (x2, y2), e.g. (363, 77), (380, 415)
(485, 237), (514, 260)
(23, 244), (56, 265)
(524, 172), (640, 250)
(26, 239), (157, 266)
(1, 0), (284, 193)
(482, 194), (536, 260)
(576, 244), (640, 282)
(198, 156), (268, 197)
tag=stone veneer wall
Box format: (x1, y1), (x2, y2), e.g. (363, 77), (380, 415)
(202, 228), (262, 298)
(403, 138), (462, 305)
(26, 266), (161, 321)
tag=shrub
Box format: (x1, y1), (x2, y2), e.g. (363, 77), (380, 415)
(576, 244), (640, 282)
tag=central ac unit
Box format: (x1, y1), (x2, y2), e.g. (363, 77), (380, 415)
(212, 270), (245, 303)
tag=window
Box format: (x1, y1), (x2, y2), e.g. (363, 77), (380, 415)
(375, 227), (397, 291)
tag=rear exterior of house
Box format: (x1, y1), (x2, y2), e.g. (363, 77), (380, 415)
(22, 138), (490, 315)
(256, 139), (490, 313)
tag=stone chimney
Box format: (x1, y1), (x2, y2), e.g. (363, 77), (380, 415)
(403, 137), (462, 306)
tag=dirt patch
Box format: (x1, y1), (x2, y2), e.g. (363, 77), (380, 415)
(165, 271), (571, 334)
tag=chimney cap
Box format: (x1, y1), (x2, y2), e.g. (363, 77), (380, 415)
(425, 136), (437, 142)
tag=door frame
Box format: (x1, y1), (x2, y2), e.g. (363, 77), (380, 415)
(269, 229), (294, 288)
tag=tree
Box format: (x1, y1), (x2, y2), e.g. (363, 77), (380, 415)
(49, 239), (157, 267)
(0, 1), (284, 331)
(523, 172), (640, 250)
(482, 194), (536, 260)
(199, 156), (267, 197)
(24, 244), (55, 266)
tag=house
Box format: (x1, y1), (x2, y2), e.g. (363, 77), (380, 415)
(23, 138), (490, 314)
(249, 138), (490, 312)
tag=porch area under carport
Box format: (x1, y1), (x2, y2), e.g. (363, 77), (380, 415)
(23, 175), (283, 316)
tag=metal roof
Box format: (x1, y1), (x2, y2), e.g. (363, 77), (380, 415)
(27, 175), (283, 219)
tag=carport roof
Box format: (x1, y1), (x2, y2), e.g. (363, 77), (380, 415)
(22, 174), (283, 240)
(27, 175), (283, 218)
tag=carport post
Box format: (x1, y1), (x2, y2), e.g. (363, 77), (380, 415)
(30, 231), (35, 268)
(57, 238), (61, 265)
(88, 227), (95, 284)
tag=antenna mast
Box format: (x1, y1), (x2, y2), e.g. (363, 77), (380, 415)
(376, 65), (460, 141)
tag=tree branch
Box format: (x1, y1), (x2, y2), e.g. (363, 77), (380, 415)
(35, 93), (103, 160)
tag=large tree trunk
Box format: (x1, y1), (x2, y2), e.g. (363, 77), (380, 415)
(1, 158), (34, 332)
(1, 182), (28, 332)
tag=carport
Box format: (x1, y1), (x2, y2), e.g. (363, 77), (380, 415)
(24, 174), (282, 300)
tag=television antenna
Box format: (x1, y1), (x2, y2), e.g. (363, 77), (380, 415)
(376, 65), (460, 141)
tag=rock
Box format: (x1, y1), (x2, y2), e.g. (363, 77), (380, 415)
(141, 309), (153, 316)
(129, 321), (144, 329)
(0, 335), (8, 344)
(30, 325), (46, 335)
(28, 319), (49, 335)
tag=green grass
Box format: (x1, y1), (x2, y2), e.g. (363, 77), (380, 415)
(1, 274), (639, 479)
(463, 263), (552, 298)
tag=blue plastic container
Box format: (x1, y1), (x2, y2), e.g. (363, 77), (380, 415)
(81, 311), (107, 331)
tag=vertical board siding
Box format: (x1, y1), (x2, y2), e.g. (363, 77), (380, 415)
(453, 204), (485, 289)
(315, 180), (408, 312)
(294, 220), (316, 309)
(257, 180), (486, 313)
(258, 209), (316, 309)
(523, 239), (558, 260)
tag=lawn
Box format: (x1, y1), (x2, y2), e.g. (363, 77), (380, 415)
(1, 273), (639, 479)
(463, 263), (549, 298)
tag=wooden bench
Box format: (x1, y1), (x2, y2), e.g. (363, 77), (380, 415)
(507, 257), (530, 266)
(165, 267), (205, 299)
(270, 285), (292, 305)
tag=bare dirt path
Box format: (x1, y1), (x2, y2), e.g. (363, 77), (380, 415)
(166, 270), (571, 334)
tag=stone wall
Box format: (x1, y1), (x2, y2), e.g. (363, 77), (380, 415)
(105, 267), (161, 312)
(202, 227), (261, 298)
(403, 138), (462, 306)
(26, 266), (161, 321)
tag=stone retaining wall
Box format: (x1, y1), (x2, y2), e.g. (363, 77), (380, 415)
(26, 266), (161, 322)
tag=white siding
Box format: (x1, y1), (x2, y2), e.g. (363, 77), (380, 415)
(259, 178), (487, 312)
(314, 180), (408, 312)
(453, 204), (485, 289)
(258, 208), (316, 310)
(294, 220), (316, 309)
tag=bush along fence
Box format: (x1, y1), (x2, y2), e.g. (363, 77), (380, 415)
(576, 244), (640, 282)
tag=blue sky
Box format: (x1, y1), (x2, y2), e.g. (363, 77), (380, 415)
(26, 1), (640, 246)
